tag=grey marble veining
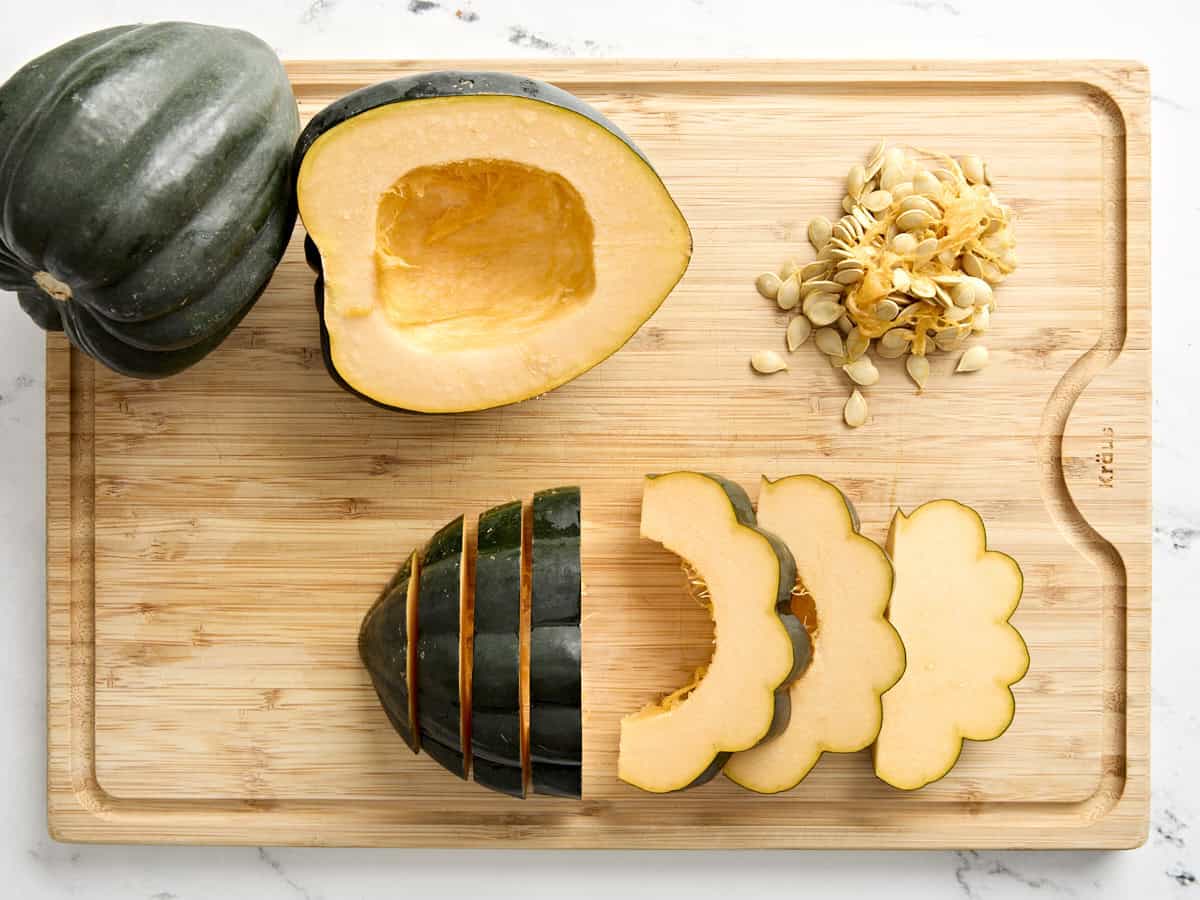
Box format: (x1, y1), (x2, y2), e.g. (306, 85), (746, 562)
(0, 0), (1196, 896)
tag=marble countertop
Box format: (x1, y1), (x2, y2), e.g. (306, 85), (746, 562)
(1, 0), (1195, 896)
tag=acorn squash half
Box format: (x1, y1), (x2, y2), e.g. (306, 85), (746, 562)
(293, 72), (692, 412)
(618, 473), (810, 793)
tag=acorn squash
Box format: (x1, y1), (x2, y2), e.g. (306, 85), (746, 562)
(618, 473), (809, 793)
(0, 23), (298, 377)
(724, 475), (905, 793)
(358, 550), (421, 753)
(293, 71), (692, 412)
(529, 487), (583, 798)
(471, 500), (525, 798)
(874, 500), (1029, 790)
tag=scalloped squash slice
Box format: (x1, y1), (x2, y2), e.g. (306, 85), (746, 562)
(874, 500), (1029, 791)
(724, 475), (905, 793)
(618, 473), (809, 793)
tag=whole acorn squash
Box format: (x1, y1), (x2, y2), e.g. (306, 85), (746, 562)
(0, 23), (299, 377)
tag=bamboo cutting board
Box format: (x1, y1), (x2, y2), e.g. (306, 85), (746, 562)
(46, 60), (1150, 848)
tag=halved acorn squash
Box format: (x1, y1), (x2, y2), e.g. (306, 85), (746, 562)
(293, 71), (692, 412)
(724, 475), (905, 793)
(874, 500), (1029, 790)
(618, 473), (809, 793)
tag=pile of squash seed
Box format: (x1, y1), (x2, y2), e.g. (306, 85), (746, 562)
(752, 142), (1016, 427)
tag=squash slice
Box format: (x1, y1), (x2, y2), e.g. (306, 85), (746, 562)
(618, 473), (809, 793)
(874, 500), (1029, 790)
(358, 550), (421, 753)
(724, 475), (905, 792)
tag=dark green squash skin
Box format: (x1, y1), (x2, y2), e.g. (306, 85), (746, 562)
(357, 552), (420, 753)
(641, 473), (811, 792)
(0, 22), (299, 378)
(471, 501), (525, 798)
(292, 71), (686, 413)
(530, 487), (583, 798)
(417, 516), (467, 779)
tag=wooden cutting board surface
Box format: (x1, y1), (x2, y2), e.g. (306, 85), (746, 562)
(46, 60), (1150, 848)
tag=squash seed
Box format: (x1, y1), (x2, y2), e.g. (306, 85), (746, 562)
(802, 279), (843, 298)
(845, 327), (870, 361)
(914, 237), (939, 260)
(909, 275), (936, 299)
(844, 389), (868, 428)
(751, 350), (789, 374)
(913, 170), (942, 196)
(874, 298), (901, 321)
(958, 154), (986, 185)
(866, 139), (887, 178)
(950, 280), (975, 308)
(786, 315), (813, 351)
(961, 251), (983, 278)
(836, 314), (854, 337)
(944, 304), (974, 323)
(756, 272), (782, 300)
(863, 190), (893, 212)
(877, 327), (913, 358)
(890, 181), (914, 202)
(972, 305), (991, 333)
(843, 356), (880, 386)
(780, 259), (800, 279)
(800, 260), (832, 281)
(814, 327), (845, 357)
(852, 205), (874, 230)
(892, 268), (912, 292)
(955, 345), (989, 373)
(896, 209), (934, 232)
(833, 267), (864, 286)
(905, 354), (930, 392)
(776, 275), (802, 310)
(808, 216), (833, 250)
(899, 195), (941, 218)
(803, 290), (842, 316)
(842, 195), (856, 214)
(847, 163), (867, 199)
(891, 232), (918, 254)
(806, 298), (844, 327)
(832, 222), (855, 245)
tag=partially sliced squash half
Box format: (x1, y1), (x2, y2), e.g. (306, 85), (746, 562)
(874, 500), (1029, 790)
(724, 475), (906, 792)
(618, 472), (809, 793)
(294, 72), (692, 413)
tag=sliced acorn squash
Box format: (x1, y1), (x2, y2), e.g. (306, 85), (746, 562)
(874, 500), (1030, 790)
(724, 476), (905, 793)
(471, 500), (525, 798)
(358, 550), (421, 753)
(618, 473), (809, 793)
(293, 71), (692, 412)
(529, 487), (583, 798)
(416, 515), (471, 779)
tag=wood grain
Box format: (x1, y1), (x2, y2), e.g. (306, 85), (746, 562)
(46, 60), (1150, 848)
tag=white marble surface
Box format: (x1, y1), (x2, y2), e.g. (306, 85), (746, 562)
(0, 0), (1195, 896)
